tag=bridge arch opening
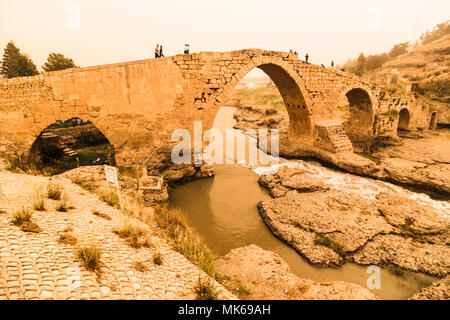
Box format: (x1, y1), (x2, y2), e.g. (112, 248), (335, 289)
(29, 117), (115, 174)
(224, 63), (312, 141)
(343, 88), (374, 149)
(429, 112), (437, 129)
(397, 108), (410, 133)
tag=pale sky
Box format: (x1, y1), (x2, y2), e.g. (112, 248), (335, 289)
(1, 0), (449, 72)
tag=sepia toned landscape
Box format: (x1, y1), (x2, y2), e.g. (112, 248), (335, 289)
(0, 0), (448, 306)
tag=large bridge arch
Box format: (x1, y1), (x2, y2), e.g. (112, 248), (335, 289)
(215, 56), (314, 142)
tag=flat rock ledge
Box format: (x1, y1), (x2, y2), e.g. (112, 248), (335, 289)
(216, 245), (378, 300)
(257, 168), (450, 277)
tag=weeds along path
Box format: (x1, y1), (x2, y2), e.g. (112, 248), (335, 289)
(0, 170), (234, 300)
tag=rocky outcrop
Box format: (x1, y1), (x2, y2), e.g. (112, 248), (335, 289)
(350, 234), (450, 277)
(233, 105), (289, 134)
(410, 276), (450, 300)
(376, 192), (449, 236)
(216, 245), (378, 300)
(257, 168), (450, 277)
(258, 190), (393, 267)
(259, 166), (328, 198)
(379, 159), (450, 197)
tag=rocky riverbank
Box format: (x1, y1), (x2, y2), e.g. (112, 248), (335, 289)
(257, 166), (450, 278)
(410, 276), (450, 300)
(216, 245), (378, 300)
(234, 105), (450, 199)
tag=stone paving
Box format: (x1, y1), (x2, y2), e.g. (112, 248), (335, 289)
(0, 170), (234, 300)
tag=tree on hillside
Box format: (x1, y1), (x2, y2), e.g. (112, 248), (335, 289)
(366, 53), (389, 71)
(421, 21), (450, 45)
(0, 41), (38, 78)
(355, 53), (366, 76)
(42, 53), (77, 72)
(389, 42), (409, 58)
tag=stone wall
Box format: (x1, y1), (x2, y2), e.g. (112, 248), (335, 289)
(45, 124), (108, 148)
(0, 49), (438, 165)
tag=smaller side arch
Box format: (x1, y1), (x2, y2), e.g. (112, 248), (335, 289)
(28, 117), (116, 170)
(397, 108), (411, 132)
(429, 111), (437, 130)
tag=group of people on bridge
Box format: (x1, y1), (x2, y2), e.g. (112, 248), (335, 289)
(154, 44), (190, 58)
(154, 44), (164, 58)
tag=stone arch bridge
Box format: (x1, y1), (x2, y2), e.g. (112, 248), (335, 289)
(0, 49), (435, 165)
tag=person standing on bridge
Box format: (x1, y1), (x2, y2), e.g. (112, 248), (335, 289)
(159, 45), (164, 58)
(305, 53), (309, 63)
(155, 44), (160, 58)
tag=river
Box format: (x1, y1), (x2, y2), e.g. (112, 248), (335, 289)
(169, 106), (446, 300)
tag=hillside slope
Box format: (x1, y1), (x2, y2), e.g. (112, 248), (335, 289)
(366, 34), (450, 124)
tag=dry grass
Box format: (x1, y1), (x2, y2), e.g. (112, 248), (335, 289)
(154, 203), (216, 277)
(47, 180), (63, 200)
(92, 209), (111, 220)
(32, 184), (46, 211)
(10, 206), (33, 226)
(194, 276), (219, 300)
(55, 196), (70, 212)
(77, 243), (102, 271)
(100, 188), (120, 208)
(235, 281), (252, 297)
(313, 234), (346, 257)
(153, 251), (163, 265)
(71, 175), (96, 191)
(122, 195), (146, 219)
(58, 232), (78, 245)
(20, 221), (42, 233)
(113, 219), (152, 248)
(133, 261), (149, 272)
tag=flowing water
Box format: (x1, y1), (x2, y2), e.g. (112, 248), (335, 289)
(170, 106), (447, 300)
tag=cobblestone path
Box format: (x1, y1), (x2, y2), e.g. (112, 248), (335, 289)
(0, 171), (234, 300)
